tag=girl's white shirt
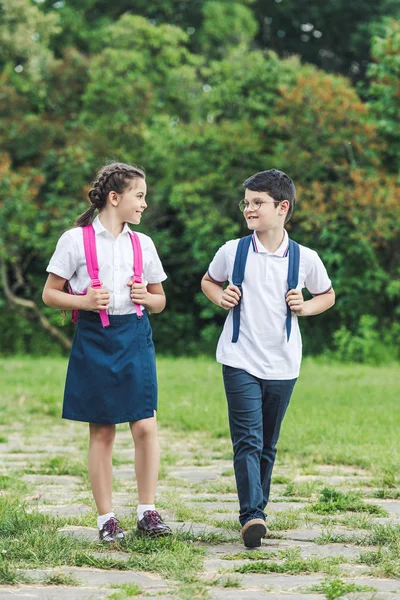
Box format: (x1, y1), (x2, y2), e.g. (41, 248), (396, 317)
(207, 230), (332, 380)
(46, 216), (167, 315)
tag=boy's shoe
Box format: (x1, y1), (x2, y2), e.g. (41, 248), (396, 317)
(241, 518), (268, 548)
(137, 510), (171, 536)
(99, 517), (125, 542)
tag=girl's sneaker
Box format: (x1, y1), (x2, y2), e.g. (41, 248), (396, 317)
(99, 517), (125, 542)
(137, 510), (171, 536)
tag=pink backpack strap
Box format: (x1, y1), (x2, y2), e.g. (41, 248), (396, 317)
(129, 231), (143, 317)
(82, 225), (110, 328)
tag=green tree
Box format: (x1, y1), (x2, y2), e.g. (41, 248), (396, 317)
(366, 19), (400, 173)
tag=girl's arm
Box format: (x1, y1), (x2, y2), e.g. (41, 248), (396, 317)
(201, 273), (241, 310)
(128, 282), (166, 314)
(42, 273), (110, 311)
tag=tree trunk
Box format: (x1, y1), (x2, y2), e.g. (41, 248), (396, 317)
(0, 261), (72, 351)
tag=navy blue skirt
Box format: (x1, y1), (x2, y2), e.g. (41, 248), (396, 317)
(63, 311), (157, 424)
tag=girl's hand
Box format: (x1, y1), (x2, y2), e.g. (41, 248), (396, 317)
(84, 284), (110, 311)
(286, 289), (306, 315)
(220, 284), (241, 310)
(127, 281), (148, 305)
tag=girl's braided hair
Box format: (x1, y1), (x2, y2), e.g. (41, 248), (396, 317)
(75, 162), (145, 227)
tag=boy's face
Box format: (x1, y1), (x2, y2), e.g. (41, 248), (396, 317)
(243, 189), (288, 232)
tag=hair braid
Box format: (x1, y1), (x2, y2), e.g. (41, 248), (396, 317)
(75, 162), (145, 227)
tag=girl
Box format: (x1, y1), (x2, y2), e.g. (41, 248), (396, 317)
(42, 162), (171, 541)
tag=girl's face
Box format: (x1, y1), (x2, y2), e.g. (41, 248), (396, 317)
(117, 177), (147, 225)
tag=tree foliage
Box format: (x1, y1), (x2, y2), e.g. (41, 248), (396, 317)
(0, 3), (399, 359)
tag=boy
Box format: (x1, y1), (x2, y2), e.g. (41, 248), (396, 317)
(201, 169), (335, 548)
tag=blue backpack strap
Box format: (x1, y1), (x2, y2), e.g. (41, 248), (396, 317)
(231, 235), (253, 343)
(286, 239), (300, 341)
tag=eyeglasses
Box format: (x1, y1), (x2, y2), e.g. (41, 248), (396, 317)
(238, 199), (279, 212)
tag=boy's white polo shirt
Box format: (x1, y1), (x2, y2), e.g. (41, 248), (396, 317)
(46, 216), (167, 315)
(208, 230), (332, 380)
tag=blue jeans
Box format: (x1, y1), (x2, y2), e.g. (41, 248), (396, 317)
(223, 365), (297, 527)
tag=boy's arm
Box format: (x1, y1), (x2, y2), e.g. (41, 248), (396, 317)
(286, 288), (335, 316)
(201, 273), (241, 310)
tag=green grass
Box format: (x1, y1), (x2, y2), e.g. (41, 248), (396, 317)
(310, 577), (376, 599)
(283, 480), (323, 498)
(1, 356), (398, 473)
(310, 487), (388, 515)
(109, 583), (142, 599)
(44, 571), (80, 586)
(25, 456), (88, 480)
(233, 547), (343, 576)
(1, 356), (400, 593)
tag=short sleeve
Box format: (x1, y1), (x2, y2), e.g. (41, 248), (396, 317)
(304, 250), (332, 296)
(144, 238), (167, 284)
(46, 231), (78, 281)
(207, 244), (228, 284)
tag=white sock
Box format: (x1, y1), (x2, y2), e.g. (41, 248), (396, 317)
(97, 512), (115, 530)
(137, 504), (155, 521)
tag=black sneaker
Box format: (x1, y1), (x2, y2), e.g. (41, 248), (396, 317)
(137, 510), (171, 536)
(99, 517), (125, 542)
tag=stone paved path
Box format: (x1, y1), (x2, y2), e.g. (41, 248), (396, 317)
(1, 422), (400, 599)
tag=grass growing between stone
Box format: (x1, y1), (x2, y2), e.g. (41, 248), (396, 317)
(310, 577), (377, 599)
(0, 496), (206, 587)
(109, 583), (142, 599)
(310, 487), (388, 516)
(1, 356), (400, 597)
(232, 547), (343, 576)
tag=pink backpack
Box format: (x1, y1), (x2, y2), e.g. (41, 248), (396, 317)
(70, 224), (143, 327)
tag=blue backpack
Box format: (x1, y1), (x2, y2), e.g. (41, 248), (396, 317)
(231, 235), (300, 343)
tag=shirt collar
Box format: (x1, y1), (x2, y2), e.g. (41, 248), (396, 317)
(92, 215), (131, 236)
(252, 230), (289, 257)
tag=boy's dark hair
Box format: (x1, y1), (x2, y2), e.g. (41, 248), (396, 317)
(243, 169), (296, 223)
(75, 162), (145, 227)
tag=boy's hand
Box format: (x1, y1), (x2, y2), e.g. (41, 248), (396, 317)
(127, 281), (148, 305)
(220, 284), (241, 310)
(84, 284), (110, 311)
(286, 289), (306, 315)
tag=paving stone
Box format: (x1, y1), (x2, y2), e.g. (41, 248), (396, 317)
(374, 517), (400, 526)
(170, 467), (219, 482)
(206, 512), (238, 522)
(4, 427), (400, 600)
(209, 591), (322, 600)
(267, 502), (307, 512)
(236, 572), (325, 590)
(366, 500), (400, 515)
(185, 501), (239, 512)
(293, 475), (370, 485)
(343, 594), (400, 600)
(36, 504), (91, 517)
(277, 528), (325, 541)
(17, 567), (168, 590)
(23, 475), (81, 486)
(206, 538), (363, 560)
(0, 588), (112, 599)
(112, 466), (135, 480)
(168, 521), (233, 537)
(90, 551), (131, 563)
(58, 525), (99, 542)
(203, 557), (247, 573)
(183, 493), (238, 502)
